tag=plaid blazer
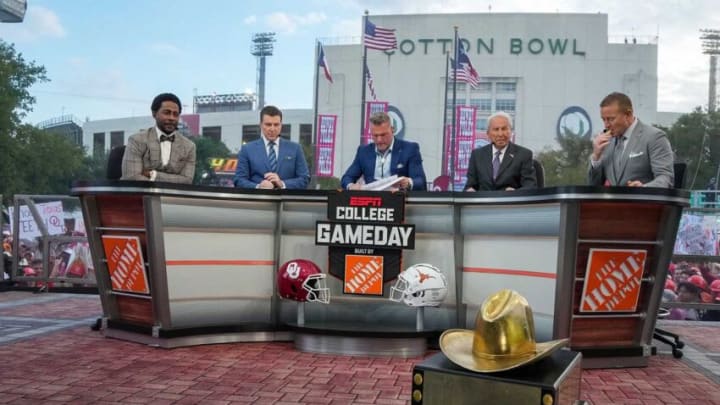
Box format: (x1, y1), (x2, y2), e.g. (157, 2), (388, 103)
(120, 127), (196, 184)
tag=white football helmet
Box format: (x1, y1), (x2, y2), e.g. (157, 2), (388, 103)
(390, 263), (448, 307)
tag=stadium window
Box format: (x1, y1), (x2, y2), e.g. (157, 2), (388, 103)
(496, 82), (517, 93)
(299, 124), (312, 147)
(281, 124), (291, 141)
(476, 82), (492, 92)
(475, 118), (488, 131)
(470, 98), (492, 111)
(495, 99), (516, 112)
(93, 132), (105, 156)
(242, 125), (260, 144)
(110, 131), (124, 148)
(202, 126), (222, 141)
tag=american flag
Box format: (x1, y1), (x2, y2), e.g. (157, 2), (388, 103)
(364, 19), (397, 51)
(365, 62), (377, 100)
(455, 43), (480, 87)
(318, 42), (333, 83)
(450, 58), (480, 88)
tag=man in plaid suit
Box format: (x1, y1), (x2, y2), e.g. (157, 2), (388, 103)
(121, 93), (196, 184)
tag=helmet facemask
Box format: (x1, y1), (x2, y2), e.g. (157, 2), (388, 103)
(303, 273), (330, 304)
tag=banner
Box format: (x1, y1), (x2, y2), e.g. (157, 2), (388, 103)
(580, 248), (647, 313)
(101, 235), (149, 294)
(363, 101), (389, 145)
(317, 192), (414, 296)
(8, 201), (65, 240)
(453, 106), (477, 189)
(315, 114), (337, 177)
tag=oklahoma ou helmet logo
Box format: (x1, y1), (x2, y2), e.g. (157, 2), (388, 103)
(286, 261), (301, 279)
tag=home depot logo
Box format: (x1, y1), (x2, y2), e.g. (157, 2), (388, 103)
(344, 254), (384, 295)
(101, 235), (149, 294)
(580, 249), (647, 313)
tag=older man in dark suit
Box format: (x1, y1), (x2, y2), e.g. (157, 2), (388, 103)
(341, 112), (427, 191)
(464, 111), (536, 191)
(588, 92), (673, 188)
(121, 93), (196, 184)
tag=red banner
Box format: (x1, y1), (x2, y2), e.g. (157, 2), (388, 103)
(315, 114), (337, 177)
(453, 106), (477, 189)
(363, 101), (389, 145)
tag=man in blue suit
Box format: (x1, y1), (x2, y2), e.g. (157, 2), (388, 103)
(234, 105), (310, 189)
(341, 112), (427, 191)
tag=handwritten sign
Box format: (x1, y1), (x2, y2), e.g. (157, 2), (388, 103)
(8, 201), (65, 239)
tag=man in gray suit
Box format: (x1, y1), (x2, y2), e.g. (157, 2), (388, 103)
(121, 93), (196, 184)
(464, 111), (536, 191)
(588, 92), (673, 188)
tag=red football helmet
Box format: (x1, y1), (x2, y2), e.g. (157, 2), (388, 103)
(277, 259), (330, 304)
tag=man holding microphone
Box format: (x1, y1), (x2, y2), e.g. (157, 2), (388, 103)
(588, 92), (674, 188)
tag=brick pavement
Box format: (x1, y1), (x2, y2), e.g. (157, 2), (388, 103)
(0, 292), (718, 404)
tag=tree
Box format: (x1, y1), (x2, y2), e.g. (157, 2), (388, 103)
(191, 137), (231, 185)
(536, 128), (593, 186)
(0, 40), (47, 132)
(663, 108), (720, 189)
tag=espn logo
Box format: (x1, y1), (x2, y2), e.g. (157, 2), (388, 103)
(349, 196), (382, 207)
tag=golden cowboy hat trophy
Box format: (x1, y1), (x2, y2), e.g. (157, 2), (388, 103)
(440, 289), (569, 373)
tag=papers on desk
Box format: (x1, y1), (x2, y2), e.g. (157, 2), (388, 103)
(362, 175), (403, 191)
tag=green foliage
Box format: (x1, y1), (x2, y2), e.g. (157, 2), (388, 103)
(192, 136), (231, 184)
(536, 128), (593, 186)
(0, 40), (48, 131)
(663, 108), (720, 189)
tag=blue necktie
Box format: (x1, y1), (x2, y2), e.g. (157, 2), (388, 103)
(268, 141), (278, 172)
(492, 150), (501, 180)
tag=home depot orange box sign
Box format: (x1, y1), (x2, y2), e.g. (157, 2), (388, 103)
(344, 254), (384, 295)
(101, 235), (150, 294)
(580, 248), (647, 313)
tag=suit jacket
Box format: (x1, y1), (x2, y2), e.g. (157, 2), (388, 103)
(588, 120), (674, 188)
(340, 138), (427, 191)
(464, 143), (537, 191)
(233, 138), (309, 189)
(120, 127), (196, 184)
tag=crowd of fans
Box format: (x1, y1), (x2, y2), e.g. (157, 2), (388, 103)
(663, 261), (720, 321)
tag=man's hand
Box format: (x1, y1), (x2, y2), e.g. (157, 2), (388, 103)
(348, 183), (363, 190)
(257, 179), (275, 189)
(626, 180), (644, 187)
(264, 172), (283, 188)
(591, 130), (612, 161)
(465, 187), (476, 192)
(505, 187), (516, 191)
(141, 169), (152, 178)
(396, 176), (411, 190)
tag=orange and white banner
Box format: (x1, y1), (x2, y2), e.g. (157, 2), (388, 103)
(101, 235), (149, 294)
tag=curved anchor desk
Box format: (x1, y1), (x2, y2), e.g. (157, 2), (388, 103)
(72, 181), (688, 368)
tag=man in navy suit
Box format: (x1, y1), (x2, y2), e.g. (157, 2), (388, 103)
(234, 105), (310, 189)
(341, 112), (427, 191)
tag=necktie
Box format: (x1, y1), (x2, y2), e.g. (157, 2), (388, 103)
(614, 136), (625, 173)
(160, 134), (175, 143)
(268, 141), (278, 172)
(492, 150), (501, 180)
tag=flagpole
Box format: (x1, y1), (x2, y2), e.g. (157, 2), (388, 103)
(441, 51), (450, 176)
(312, 40), (321, 177)
(360, 11), (369, 144)
(450, 26), (459, 191)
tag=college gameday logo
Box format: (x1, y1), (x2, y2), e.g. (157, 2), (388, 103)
(101, 235), (149, 294)
(318, 191), (414, 296)
(580, 248), (647, 313)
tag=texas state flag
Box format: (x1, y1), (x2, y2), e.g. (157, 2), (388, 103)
(318, 42), (333, 83)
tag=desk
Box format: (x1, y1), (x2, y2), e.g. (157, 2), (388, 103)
(73, 182), (687, 366)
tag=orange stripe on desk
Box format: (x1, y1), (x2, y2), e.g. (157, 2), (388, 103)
(166, 260), (275, 266)
(463, 267), (556, 279)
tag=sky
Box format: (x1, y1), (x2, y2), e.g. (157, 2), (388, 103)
(1, 0), (719, 125)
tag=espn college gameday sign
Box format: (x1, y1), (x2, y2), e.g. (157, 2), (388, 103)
(315, 191), (415, 296)
(580, 248), (647, 313)
(101, 235), (150, 294)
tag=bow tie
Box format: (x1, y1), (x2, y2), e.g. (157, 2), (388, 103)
(160, 134), (175, 143)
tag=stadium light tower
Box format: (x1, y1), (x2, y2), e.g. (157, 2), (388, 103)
(251, 32), (276, 109)
(0, 0), (27, 22)
(701, 29), (720, 112)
